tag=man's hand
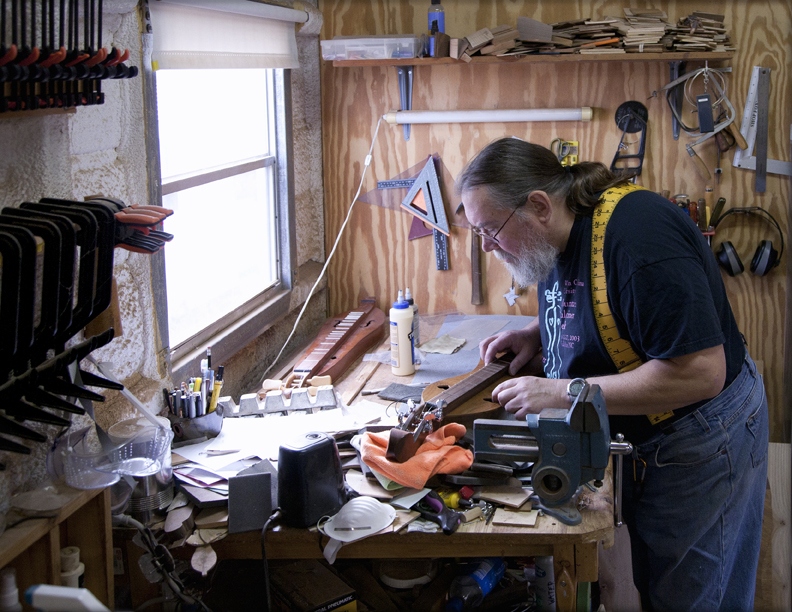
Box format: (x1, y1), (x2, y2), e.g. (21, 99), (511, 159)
(480, 328), (541, 376)
(491, 376), (567, 419)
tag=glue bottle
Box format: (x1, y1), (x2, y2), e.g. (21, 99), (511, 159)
(390, 290), (415, 376)
(404, 287), (419, 361)
(0, 568), (22, 612)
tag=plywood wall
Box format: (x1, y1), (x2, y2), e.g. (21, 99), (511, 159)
(319, 0), (791, 441)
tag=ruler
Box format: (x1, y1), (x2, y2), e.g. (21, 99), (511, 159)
(433, 229), (449, 270)
(590, 186), (644, 375)
(377, 178), (416, 189)
(732, 66), (792, 181)
(591, 184), (674, 426)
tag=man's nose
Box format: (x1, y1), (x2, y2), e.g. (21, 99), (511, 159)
(480, 236), (498, 252)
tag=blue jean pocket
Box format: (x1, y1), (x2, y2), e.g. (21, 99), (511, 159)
(745, 387), (768, 468)
(650, 419), (727, 468)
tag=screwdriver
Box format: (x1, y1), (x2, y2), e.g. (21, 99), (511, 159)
(710, 197), (726, 228)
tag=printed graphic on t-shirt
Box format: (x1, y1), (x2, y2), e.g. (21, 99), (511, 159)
(544, 278), (585, 379)
(544, 281), (563, 378)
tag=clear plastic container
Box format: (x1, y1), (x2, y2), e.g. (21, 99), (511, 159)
(320, 36), (421, 61)
(63, 426), (173, 490)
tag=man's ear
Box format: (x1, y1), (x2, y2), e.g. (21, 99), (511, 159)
(526, 191), (554, 223)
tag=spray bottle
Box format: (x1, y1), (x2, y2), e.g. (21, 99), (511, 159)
(428, 0), (445, 33)
(390, 290), (415, 376)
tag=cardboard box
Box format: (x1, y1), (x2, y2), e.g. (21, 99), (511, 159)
(270, 559), (356, 612)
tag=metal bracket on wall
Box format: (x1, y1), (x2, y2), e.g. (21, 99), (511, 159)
(396, 66), (414, 141)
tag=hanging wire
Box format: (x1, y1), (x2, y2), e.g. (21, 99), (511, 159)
(684, 65), (728, 107)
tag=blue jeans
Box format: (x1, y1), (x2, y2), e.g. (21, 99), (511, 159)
(621, 353), (768, 612)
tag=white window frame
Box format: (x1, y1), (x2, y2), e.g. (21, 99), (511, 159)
(142, 15), (296, 381)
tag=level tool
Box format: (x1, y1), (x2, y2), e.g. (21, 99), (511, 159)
(377, 178), (416, 189)
(732, 66), (792, 186)
(433, 229), (449, 271)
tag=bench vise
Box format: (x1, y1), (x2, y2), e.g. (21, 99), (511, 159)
(473, 383), (632, 526)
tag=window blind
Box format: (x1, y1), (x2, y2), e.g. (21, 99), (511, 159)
(149, 0), (302, 70)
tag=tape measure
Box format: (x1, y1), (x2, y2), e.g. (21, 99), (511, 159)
(377, 178), (416, 189)
(592, 184), (675, 426)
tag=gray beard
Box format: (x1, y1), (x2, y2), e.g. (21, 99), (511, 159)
(495, 232), (559, 288)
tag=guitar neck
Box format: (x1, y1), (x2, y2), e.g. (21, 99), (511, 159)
(431, 356), (513, 413)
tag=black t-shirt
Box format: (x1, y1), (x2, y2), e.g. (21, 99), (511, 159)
(537, 189), (744, 442)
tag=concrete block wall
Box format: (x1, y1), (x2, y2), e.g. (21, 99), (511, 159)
(0, 0), (326, 512)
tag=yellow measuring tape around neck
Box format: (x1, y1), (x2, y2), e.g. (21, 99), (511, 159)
(591, 183), (675, 426)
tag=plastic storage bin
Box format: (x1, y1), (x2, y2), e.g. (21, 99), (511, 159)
(63, 426), (173, 490)
(321, 36), (420, 61)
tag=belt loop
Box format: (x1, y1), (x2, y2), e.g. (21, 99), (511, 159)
(693, 409), (709, 433)
(745, 353), (757, 378)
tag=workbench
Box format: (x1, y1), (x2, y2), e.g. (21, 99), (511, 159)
(210, 315), (617, 612)
(209, 469), (613, 612)
(120, 314), (617, 611)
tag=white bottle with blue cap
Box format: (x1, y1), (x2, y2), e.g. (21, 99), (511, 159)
(390, 290), (415, 376)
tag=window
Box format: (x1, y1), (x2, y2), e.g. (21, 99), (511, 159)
(144, 0), (302, 378)
(157, 68), (279, 349)
(153, 67), (295, 374)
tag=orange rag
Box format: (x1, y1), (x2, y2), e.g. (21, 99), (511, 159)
(360, 423), (473, 489)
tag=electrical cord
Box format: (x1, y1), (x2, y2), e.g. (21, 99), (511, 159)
(260, 508), (282, 612)
(259, 117), (385, 384)
(683, 66), (727, 107)
(112, 514), (213, 612)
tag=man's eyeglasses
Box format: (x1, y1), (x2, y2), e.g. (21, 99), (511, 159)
(470, 208), (518, 245)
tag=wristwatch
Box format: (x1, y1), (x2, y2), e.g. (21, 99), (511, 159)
(566, 377), (587, 399)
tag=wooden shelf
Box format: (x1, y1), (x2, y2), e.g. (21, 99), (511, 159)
(0, 485), (113, 609)
(332, 51), (733, 67)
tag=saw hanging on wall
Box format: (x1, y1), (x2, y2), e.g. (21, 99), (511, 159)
(610, 101), (648, 179)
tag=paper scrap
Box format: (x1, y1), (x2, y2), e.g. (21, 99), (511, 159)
(419, 334), (466, 354)
(390, 488), (430, 509)
(345, 470), (398, 499)
(474, 484), (531, 508)
(492, 507), (539, 527)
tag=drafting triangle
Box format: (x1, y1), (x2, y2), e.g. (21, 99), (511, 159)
(400, 156), (450, 236)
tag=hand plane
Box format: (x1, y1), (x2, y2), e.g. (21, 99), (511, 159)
(473, 382), (632, 525)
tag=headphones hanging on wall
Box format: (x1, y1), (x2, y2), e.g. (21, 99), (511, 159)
(713, 207), (785, 277)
